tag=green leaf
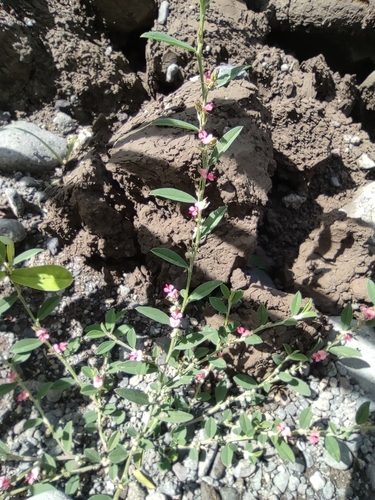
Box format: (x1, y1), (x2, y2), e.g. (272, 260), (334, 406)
(287, 377), (311, 397)
(239, 414), (254, 436)
(151, 248), (188, 269)
(325, 436), (341, 462)
(96, 340), (116, 355)
(299, 407), (313, 429)
(161, 410), (194, 423)
(81, 366), (94, 379)
(127, 328), (137, 350)
(187, 280), (222, 303)
(62, 421), (73, 453)
(136, 306), (170, 325)
(11, 265), (73, 291)
(109, 444), (128, 464)
(328, 346), (361, 358)
(356, 401), (370, 425)
(215, 379), (227, 404)
(204, 417), (217, 439)
(208, 126), (243, 167)
(367, 280), (375, 304)
(10, 338), (42, 354)
(0, 295), (18, 315)
(189, 448), (199, 461)
(116, 388), (149, 405)
(42, 453), (57, 472)
(0, 382), (17, 397)
(141, 31), (196, 52)
(340, 303), (353, 331)
(216, 65), (250, 88)
(290, 291), (302, 316)
(109, 463), (118, 480)
(84, 448), (101, 463)
(221, 444), (234, 466)
(278, 372), (292, 383)
(220, 284), (230, 299)
(151, 117), (199, 132)
(12, 352), (31, 364)
(288, 352), (308, 362)
(85, 330), (106, 339)
(31, 484), (57, 495)
(273, 437), (295, 463)
(244, 334), (263, 345)
(82, 411), (97, 425)
(231, 290), (244, 304)
(24, 418), (43, 430)
(37, 296), (61, 321)
(233, 373), (257, 390)
(283, 318), (298, 326)
(209, 357), (227, 369)
(65, 475), (80, 496)
(80, 384), (98, 396)
(151, 188), (196, 204)
(51, 378), (76, 391)
(272, 354), (284, 365)
(13, 248), (43, 265)
(105, 309), (116, 332)
(200, 206), (227, 239)
(283, 344), (293, 355)
(107, 430), (120, 452)
(88, 496), (113, 500)
(209, 296), (227, 314)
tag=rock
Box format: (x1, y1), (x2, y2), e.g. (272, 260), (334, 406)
(323, 480), (336, 499)
(5, 188), (25, 218)
(0, 219), (27, 242)
(19, 176), (40, 188)
(323, 441), (353, 470)
(282, 193), (307, 209)
(0, 111), (11, 126)
(165, 63), (180, 83)
(145, 493), (167, 500)
(288, 475), (300, 492)
(201, 482), (221, 500)
(341, 182), (375, 229)
(172, 462), (188, 482)
(158, 1), (169, 25)
(273, 469), (290, 493)
(198, 445), (218, 477)
(28, 491), (72, 500)
(210, 450), (226, 480)
(46, 237), (61, 256)
(218, 486), (240, 500)
(0, 121), (67, 173)
(309, 470), (326, 491)
(357, 153), (375, 170)
(233, 459), (256, 478)
(53, 112), (76, 134)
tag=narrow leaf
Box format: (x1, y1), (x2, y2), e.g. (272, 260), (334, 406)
(133, 469), (156, 489)
(13, 248), (43, 265)
(37, 296), (61, 321)
(204, 417), (217, 439)
(151, 117), (199, 132)
(215, 379), (227, 404)
(288, 377), (311, 397)
(328, 346), (361, 358)
(340, 303), (353, 331)
(273, 437), (295, 463)
(208, 126), (243, 166)
(325, 436), (341, 462)
(0, 382), (17, 398)
(356, 401), (370, 425)
(290, 291), (302, 316)
(0, 295), (18, 315)
(62, 421), (73, 453)
(151, 248), (188, 269)
(51, 378), (75, 391)
(37, 382), (54, 400)
(136, 306), (170, 325)
(127, 328), (137, 350)
(151, 188), (196, 204)
(233, 373), (257, 390)
(161, 411), (194, 423)
(367, 280), (375, 304)
(10, 339), (42, 354)
(187, 280), (222, 303)
(107, 431), (120, 452)
(96, 340), (116, 355)
(200, 207), (227, 238)
(11, 265), (73, 291)
(141, 31), (196, 53)
(105, 309), (116, 332)
(116, 388), (149, 405)
(299, 407), (313, 429)
(24, 418), (43, 430)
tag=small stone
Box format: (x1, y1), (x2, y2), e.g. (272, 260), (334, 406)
(145, 493), (167, 500)
(54, 99), (71, 112)
(210, 450), (226, 480)
(218, 486), (239, 500)
(350, 135), (361, 145)
(282, 193), (306, 209)
(340, 182), (375, 229)
(273, 469), (290, 493)
(5, 187), (25, 217)
(0, 218), (27, 242)
(28, 490), (73, 500)
(358, 153), (375, 170)
(233, 459), (255, 478)
(166, 63), (180, 83)
(331, 176), (341, 187)
(250, 467), (262, 489)
(201, 482), (221, 500)
(302, 451), (314, 469)
(323, 480), (336, 499)
(46, 237), (60, 255)
(53, 112), (76, 134)
(19, 176), (40, 187)
(281, 63), (289, 72)
(199, 445), (218, 477)
(157, 1), (169, 25)
(309, 470), (326, 491)
(158, 481), (179, 496)
(172, 462), (188, 482)
(288, 475), (300, 492)
(323, 441), (353, 470)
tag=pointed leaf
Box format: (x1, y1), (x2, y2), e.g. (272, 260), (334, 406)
(0, 382), (17, 398)
(62, 421), (73, 453)
(187, 280), (222, 303)
(244, 334), (263, 345)
(200, 207), (227, 238)
(0, 295), (18, 315)
(136, 306), (170, 325)
(151, 248), (188, 269)
(52, 378), (75, 391)
(233, 373), (257, 390)
(161, 410), (194, 423)
(216, 65), (250, 88)
(107, 430), (120, 452)
(109, 444), (128, 464)
(105, 309), (116, 332)
(220, 284), (230, 299)
(116, 388), (149, 405)
(151, 188), (196, 204)
(340, 303), (353, 331)
(239, 414), (254, 436)
(13, 248), (43, 265)
(65, 475), (80, 496)
(96, 340), (116, 355)
(273, 437), (295, 462)
(209, 357), (227, 369)
(209, 296), (227, 314)
(204, 417), (217, 439)
(141, 31), (196, 53)
(299, 407), (313, 429)
(88, 496), (113, 500)
(24, 418), (43, 430)
(231, 290), (244, 304)
(221, 444), (234, 466)
(328, 346), (361, 358)
(127, 328), (137, 350)
(367, 280), (375, 304)
(11, 265), (73, 291)
(290, 291), (302, 316)
(325, 435), (341, 462)
(37, 296), (61, 321)
(287, 377), (311, 397)
(37, 382), (54, 400)
(10, 339), (42, 354)
(133, 469), (156, 489)
(151, 117), (199, 132)
(84, 448), (101, 463)
(208, 126), (243, 166)
(356, 401), (370, 425)
(215, 379), (227, 404)
(256, 304), (268, 325)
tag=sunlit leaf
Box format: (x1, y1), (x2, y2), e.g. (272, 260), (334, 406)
(299, 407), (312, 429)
(356, 401), (370, 425)
(340, 303), (353, 331)
(233, 373), (257, 390)
(328, 346), (361, 358)
(367, 280), (375, 305)
(151, 248), (188, 269)
(151, 117), (199, 132)
(200, 206), (227, 239)
(161, 411), (193, 423)
(290, 291), (302, 316)
(65, 475), (79, 495)
(325, 436), (341, 462)
(204, 417), (217, 439)
(13, 248), (43, 265)
(208, 126), (243, 166)
(187, 280), (222, 303)
(151, 188), (196, 204)
(116, 388), (149, 405)
(0, 295), (18, 315)
(141, 31), (196, 53)
(136, 306), (170, 325)
(10, 339), (42, 354)
(215, 65), (250, 88)
(11, 265), (73, 291)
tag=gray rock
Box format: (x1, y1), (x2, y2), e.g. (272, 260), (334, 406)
(282, 193), (306, 209)
(157, 1), (169, 25)
(288, 475), (300, 492)
(366, 464), (375, 490)
(309, 470), (325, 491)
(5, 188), (25, 217)
(218, 486), (239, 500)
(46, 237), (61, 256)
(210, 449), (226, 480)
(198, 445), (218, 477)
(242, 492), (257, 500)
(250, 467), (262, 489)
(158, 481), (179, 496)
(145, 493), (167, 500)
(172, 462), (188, 482)
(0, 219), (27, 242)
(53, 112), (76, 134)
(166, 63), (180, 83)
(323, 480), (336, 499)
(323, 441), (353, 470)
(302, 450), (314, 469)
(28, 489), (72, 500)
(358, 153), (375, 170)
(0, 121), (67, 173)
(0, 111), (11, 125)
(341, 182), (375, 229)
(233, 459), (255, 478)
(201, 482), (221, 500)
(273, 469), (290, 493)
(19, 176), (40, 187)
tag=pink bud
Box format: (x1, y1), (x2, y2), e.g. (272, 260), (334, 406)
(16, 390), (29, 402)
(93, 375), (104, 389)
(35, 328), (50, 342)
(202, 102), (214, 112)
(312, 350), (327, 362)
(309, 430), (320, 445)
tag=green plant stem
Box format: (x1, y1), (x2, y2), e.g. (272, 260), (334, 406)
(45, 340), (83, 388)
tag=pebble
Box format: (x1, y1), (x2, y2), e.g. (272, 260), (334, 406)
(273, 469), (290, 493)
(145, 493), (167, 500)
(309, 470), (326, 491)
(340, 182), (375, 229)
(198, 445), (218, 477)
(233, 459), (255, 478)
(5, 187), (25, 217)
(46, 237), (60, 255)
(288, 475), (300, 491)
(357, 153), (375, 170)
(166, 63), (180, 83)
(323, 480), (336, 499)
(157, 1), (169, 25)
(53, 112), (76, 134)
(282, 193), (306, 209)
(281, 63), (289, 72)
(210, 450), (226, 480)
(19, 175), (40, 187)
(0, 218), (27, 242)
(218, 486), (239, 500)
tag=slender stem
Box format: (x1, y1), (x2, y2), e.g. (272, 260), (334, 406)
(14, 285), (37, 324)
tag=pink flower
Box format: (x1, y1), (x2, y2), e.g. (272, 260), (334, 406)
(9, 371), (17, 382)
(309, 430), (320, 445)
(204, 71), (211, 83)
(237, 326), (251, 337)
(170, 310), (183, 328)
(345, 333), (353, 342)
(198, 130), (214, 145)
(201, 169), (216, 182)
(189, 200), (207, 217)
(361, 306), (375, 321)
(202, 102), (214, 113)
(129, 350), (143, 362)
(189, 205), (199, 217)
(93, 375), (103, 389)
(0, 476), (11, 491)
(164, 284), (179, 300)
(16, 390), (29, 402)
(195, 370), (208, 382)
(52, 342), (67, 354)
(35, 328), (50, 342)
(312, 350), (327, 362)
(277, 422), (292, 438)
(25, 467), (40, 485)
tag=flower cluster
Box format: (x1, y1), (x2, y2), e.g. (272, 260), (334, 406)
(170, 309), (183, 328)
(201, 168), (216, 182)
(361, 305), (375, 321)
(309, 429), (320, 445)
(164, 284), (179, 300)
(198, 130), (215, 145)
(52, 342), (67, 354)
(189, 199), (208, 218)
(0, 476), (11, 491)
(26, 467), (40, 485)
(35, 328), (49, 342)
(195, 369), (208, 382)
(277, 422), (291, 440)
(16, 390), (29, 402)
(312, 350), (327, 362)
(93, 375), (104, 389)
(129, 350), (143, 362)
(237, 326), (251, 337)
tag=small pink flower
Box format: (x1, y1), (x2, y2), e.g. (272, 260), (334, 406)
(0, 476), (11, 490)
(237, 326), (251, 337)
(129, 350), (143, 362)
(189, 205), (199, 217)
(198, 130), (214, 145)
(170, 310), (183, 328)
(164, 284), (179, 300)
(189, 200), (207, 217)
(309, 430), (320, 445)
(16, 390), (29, 402)
(204, 71), (211, 83)
(35, 328), (50, 342)
(202, 102), (214, 113)
(361, 306), (375, 321)
(93, 375), (103, 389)
(201, 169), (216, 182)
(9, 371), (17, 382)
(52, 342), (67, 354)
(277, 422), (292, 438)
(195, 370), (208, 382)
(345, 333), (353, 342)
(312, 350), (327, 362)
(25, 467), (40, 485)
